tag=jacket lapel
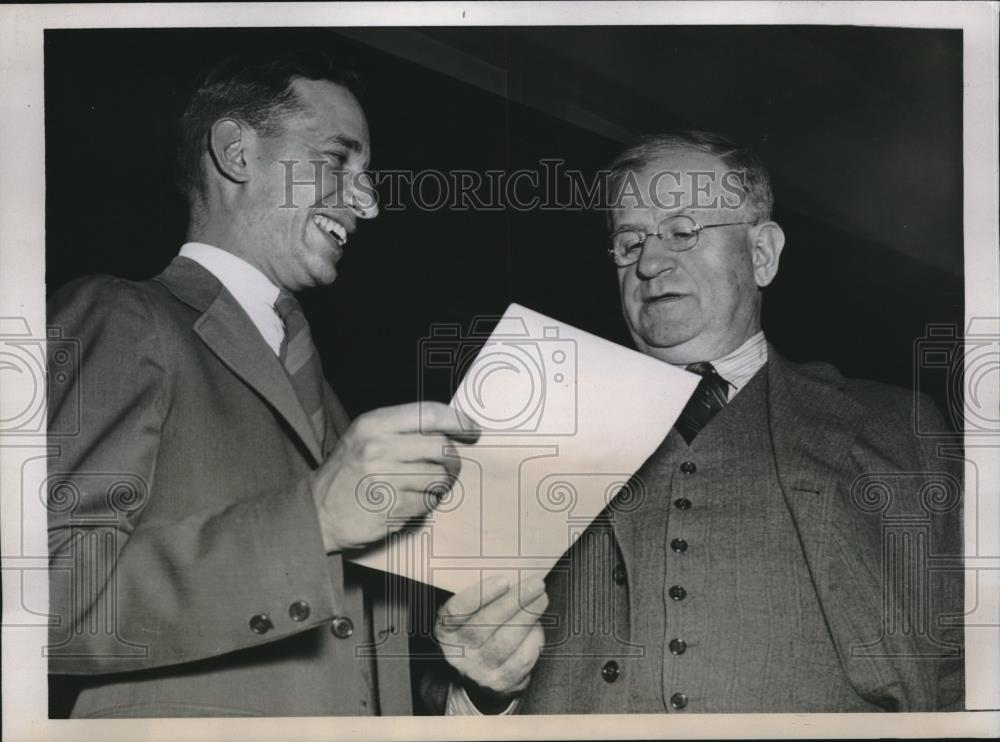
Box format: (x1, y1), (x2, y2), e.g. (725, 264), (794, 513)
(320, 382), (353, 457)
(154, 256), (324, 465)
(766, 349), (865, 500)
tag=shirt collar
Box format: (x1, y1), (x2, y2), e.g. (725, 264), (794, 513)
(708, 331), (768, 395)
(669, 331), (768, 399)
(179, 243), (281, 307)
(178, 242), (285, 356)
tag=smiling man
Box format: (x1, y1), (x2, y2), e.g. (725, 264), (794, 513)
(515, 131), (964, 714)
(44, 49), (536, 717)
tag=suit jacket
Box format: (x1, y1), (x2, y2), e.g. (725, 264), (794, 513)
(47, 257), (412, 717)
(516, 352), (964, 713)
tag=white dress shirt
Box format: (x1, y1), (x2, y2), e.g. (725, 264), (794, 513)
(179, 242), (284, 356)
(701, 330), (769, 400)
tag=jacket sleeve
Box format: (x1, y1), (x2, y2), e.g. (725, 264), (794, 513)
(829, 390), (964, 711)
(46, 277), (339, 675)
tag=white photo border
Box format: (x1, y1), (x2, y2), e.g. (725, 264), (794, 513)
(1, 2), (997, 740)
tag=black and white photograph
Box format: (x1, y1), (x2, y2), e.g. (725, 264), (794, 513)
(1, 2), (997, 740)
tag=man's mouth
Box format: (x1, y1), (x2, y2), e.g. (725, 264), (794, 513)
(644, 292), (686, 304)
(312, 214), (348, 246)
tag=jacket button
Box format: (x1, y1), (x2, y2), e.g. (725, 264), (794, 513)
(674, 497), (692, 511)
(612, 564), (627, 585)
(679, 461), (697, 474)
(601, 660), (620, 683)
(249, 613), (273, 635)
(288, 600), (311, 622)
(668, 585), (687, 601)
(670, 538), (688, 553)
(669, 638), (687, 655)
(670, 692), (688, 709)
(330, 616), (354, 639)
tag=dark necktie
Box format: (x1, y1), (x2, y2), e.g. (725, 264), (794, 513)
(674, 361), (731, 445)
(275, 291), (327, 448)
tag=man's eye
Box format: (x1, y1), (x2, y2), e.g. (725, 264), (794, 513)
(325, 152), (347, 168)
(614, 233), (643, 253)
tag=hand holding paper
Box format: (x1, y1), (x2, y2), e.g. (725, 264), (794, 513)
(309, 401), (479, 553)
(436, 575), (547, 710)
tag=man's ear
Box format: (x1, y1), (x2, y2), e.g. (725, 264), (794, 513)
(207, 118), (251, 185)
(750, 221), (785, 288)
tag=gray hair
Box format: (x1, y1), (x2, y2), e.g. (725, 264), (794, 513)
(605, 130), (773, 227)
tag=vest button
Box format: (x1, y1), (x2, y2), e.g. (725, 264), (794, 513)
(601, 660), (620, 683)
(670, 538), (688, 553)
(668, 585), (687, 601)
(679, 461), (697, 474)
(288, 600), (311, 622)
(674, 497), (692, 511)
(249, 613), (273, 635)
(669, 638), (687, 655)
(612, 564), (627, 585)
(670, 692), (689, 709)
(330, 616), (354, 639)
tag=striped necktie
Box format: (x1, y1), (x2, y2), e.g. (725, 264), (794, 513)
(674, 361), (731, 445)
(275, 291), (327, 449)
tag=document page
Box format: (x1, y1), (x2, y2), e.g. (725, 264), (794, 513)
(349, 304), (699, 594)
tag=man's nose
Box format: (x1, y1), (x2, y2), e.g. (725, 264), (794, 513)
(348, 171), (379, 220)
(635, 235), (677, 279)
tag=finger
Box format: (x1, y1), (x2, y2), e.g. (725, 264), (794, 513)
(418, 403), (481, 442)
(477, 592), (548, 666)
(355, 464), (453, 492)
(442, 577), (546, 643)
(493, 622), (544, 694)
(447, 408), (481, 444)
(355, 403), (480, 442)
(389, 471), (458, 496)
(389, 481), (467, 519)
(355, 469), (452, 514)
(350, 403), (417, 435)
(389, 434), (464, 475)
(438, 575), (512, 627)
(387, 492), (438, 520)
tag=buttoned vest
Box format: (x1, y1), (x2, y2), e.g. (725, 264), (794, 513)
(524, 365), (878, 713)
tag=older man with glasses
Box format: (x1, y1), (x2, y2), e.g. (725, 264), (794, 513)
(505, 130), (965, 714)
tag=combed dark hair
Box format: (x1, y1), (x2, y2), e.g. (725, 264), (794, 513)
(606, 130), (773, 226)
(175, 48), (362, 206)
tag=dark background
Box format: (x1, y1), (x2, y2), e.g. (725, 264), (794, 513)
(44, 26), (964, 423)
(44, 25), (965, 717)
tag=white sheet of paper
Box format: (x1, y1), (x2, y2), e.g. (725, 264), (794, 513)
(348, 303), (699, 594)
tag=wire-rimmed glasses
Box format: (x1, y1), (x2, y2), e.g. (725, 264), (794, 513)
(608, 214), (756, 267)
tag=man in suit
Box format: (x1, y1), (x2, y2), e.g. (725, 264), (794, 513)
(509, 131), (965, 713)
(46, 49), (543, 717)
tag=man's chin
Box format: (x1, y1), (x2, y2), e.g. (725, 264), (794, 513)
(312, 265), (339, 287)
(631, 326), (702, 364)
(304, 250), (342, 288)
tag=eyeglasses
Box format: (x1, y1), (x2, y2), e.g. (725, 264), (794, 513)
(608, 214), (756, 267)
